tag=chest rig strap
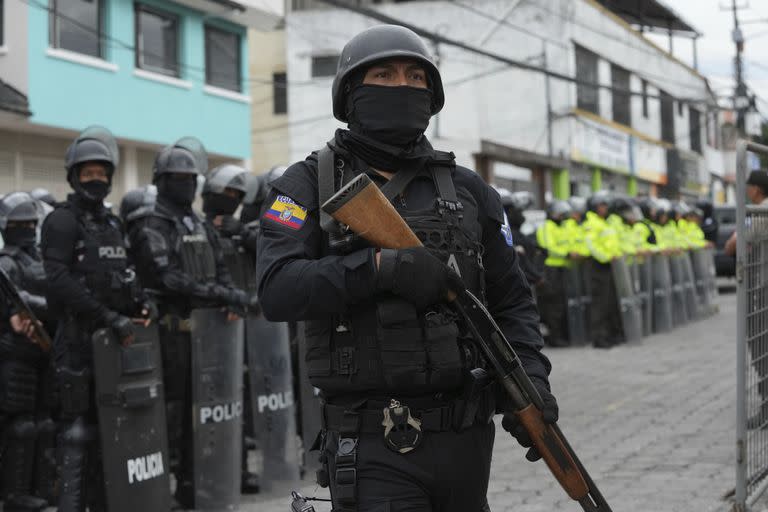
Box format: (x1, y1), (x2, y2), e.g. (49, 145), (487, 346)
(429, 150), (462, 214)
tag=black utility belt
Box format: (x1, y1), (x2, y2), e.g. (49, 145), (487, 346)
(323, 402), (455, 434)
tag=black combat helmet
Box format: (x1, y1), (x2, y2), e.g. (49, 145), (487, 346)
(119, 185), (157, 225)
(587, 190), (612, 212)
(0, 192), (41, 232)
(240, 165), (287, 224)
(153, 136), (208, 181)
(546, 200), (572, 221)
(332, 24), (444, 122)
(568, 196), (587, 215)
(64, 125), (119, 200)
(203, 164), (249, 196)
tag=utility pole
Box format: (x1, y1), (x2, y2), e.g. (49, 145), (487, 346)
(731, 0), (747, 133)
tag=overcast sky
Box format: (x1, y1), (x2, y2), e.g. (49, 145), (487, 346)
(648, 0), (768, 113)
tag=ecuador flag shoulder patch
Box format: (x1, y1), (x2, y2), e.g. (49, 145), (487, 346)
(263, 195), (308, 230)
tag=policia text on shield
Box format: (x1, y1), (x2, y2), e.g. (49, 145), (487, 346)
(321, 173), (612, 512)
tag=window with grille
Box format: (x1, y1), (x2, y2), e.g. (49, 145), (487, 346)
(311, 55), (339, 78)
(660, 90), (675, 144)
(273, 72), (287, 114)
(689, 107), (702, 154)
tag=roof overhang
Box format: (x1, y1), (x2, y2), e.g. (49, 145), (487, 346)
(173, 0), (283, 30)
(0, 80), (31, 117)
(595, 0), (700, 37)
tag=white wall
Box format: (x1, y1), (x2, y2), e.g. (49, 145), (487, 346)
(285, 0), (715, 177)
(0, 0), (29, 94)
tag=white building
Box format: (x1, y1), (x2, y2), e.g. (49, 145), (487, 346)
(283, 0), (728, 204)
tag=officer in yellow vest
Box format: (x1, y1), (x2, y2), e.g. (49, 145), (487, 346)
(535, 200), (573, 347)
(564, 197), (591, 259)
(583, 191), (624, 348)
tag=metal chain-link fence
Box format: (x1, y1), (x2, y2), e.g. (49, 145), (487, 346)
(736, 140), (768, 511)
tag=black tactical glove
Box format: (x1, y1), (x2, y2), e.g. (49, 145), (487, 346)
(140, 300), (159, 321)
(501, 378), (559, 462)
(376, 247), (464, 310)
(103, 311), (134, 345)
(219, 216), (243, 237)
(208, 285), (259, 312)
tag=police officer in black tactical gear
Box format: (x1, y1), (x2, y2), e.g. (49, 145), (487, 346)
(497, 189), (542, 287)
(201, 163), (262, 494)
(256, 25), (555, 512)
(126, 138), (257, 508)
(0, 192), (57, 511)
(41, 126), (150, 512)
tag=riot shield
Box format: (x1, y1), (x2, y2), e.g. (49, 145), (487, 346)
(651, 254), (673, 333)
(245, 314), (300, 492)
(668, 254), (689, 326)
(563, 264), (588, 345)
(579, 261), (592, 341)
(190, 308), (244, 511)
(703, 247), (718, 307)
(637, 256), (654, 337)
(691, 249), (717, 317)
(92, 324), (171, 512)
(295, 322), (323, 474)
(679, 253), (701, 320)
(611, 257), (643, 342)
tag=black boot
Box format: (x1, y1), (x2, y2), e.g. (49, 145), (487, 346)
(57, 418), (94, 512)
(33, 417), (58, 505)
(1, 417), (48, 511)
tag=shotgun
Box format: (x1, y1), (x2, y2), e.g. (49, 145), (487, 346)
(322, 173), (612, 512)
(0, 267), (52, 353)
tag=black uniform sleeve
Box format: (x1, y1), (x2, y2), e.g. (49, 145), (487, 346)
(471, 176), (551, 385)
(205, 222), (235, 288)
(40, 208), (109, 321)
(256, 161), (378, 322)
(128, 217), (214, 300)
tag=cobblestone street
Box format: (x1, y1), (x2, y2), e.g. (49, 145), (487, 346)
(246, 287), (738, 512)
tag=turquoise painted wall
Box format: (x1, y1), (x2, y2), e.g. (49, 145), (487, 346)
(27, 0), (250, 159)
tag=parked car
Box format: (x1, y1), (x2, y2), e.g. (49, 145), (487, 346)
(713, 205), (736, 277)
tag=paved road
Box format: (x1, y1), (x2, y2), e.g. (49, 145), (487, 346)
(245, 290), (738, 512)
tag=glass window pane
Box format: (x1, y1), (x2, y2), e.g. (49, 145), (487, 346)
(273, 72), (287, 114)
(311, 56), (339, 78)
(206, 26), (240, 91)
(53, 0), (101, 57)
(611, 64), (630, 126)
(575, 46), (598, 115)
(136, 6), (179, 77)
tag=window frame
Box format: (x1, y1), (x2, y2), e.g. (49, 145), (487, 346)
(659, 89), (675, 145)
(641, 80), (649, 119)
(204, 24), (242, 92)
(134, 3), (180, 78)
(610, 63), (631, 127)
(575, 44), (599, 116)
(272, 71), (287, 115)
(49, 0), (105, 58)
(311, 55), (339, 78)
(689, 106), (702, 154)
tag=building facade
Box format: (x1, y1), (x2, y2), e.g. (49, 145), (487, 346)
(0, 0), (281, 203)
(284, 0), (728, 204)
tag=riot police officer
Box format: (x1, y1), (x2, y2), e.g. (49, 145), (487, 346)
(41, 126), (150, 512)
(126, 138), (256, 508)
(498, 189), (541, 286)
(0, 192), (56, 511)
(583, 191), (623, 348)
(256, 25), (555, 512)
(535, 200), (573, 347)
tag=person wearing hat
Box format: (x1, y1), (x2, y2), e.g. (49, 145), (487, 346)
(255, 25), (554, 512)
(725, 170), (768, 256)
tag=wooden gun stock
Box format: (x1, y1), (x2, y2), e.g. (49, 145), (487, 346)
(0, 267), (52, 353)
(322, 173), (612, 512)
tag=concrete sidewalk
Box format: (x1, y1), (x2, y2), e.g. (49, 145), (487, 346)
(245, 291), (738, 512)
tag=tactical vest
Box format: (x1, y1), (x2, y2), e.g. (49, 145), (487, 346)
(217, 232), (257, 292)
(69, 206), (138, 315)
(305, 150), (486, 397)
(0, 247), (47, 299)
(172, 215), (217, 285)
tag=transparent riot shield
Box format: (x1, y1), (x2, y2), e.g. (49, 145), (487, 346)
(680, 252), (701, 320)
(245, 314), (300, 492)
(668, 254), (689, 326)
(563, 263), (588, 345)
(636, 256), (654, 337)
(651, 253), (673, 333)
(611, 257), (643, 342)
(92, 324), (171, 512)
(190, 309), (244, 511)
(691, 249), (718, 317)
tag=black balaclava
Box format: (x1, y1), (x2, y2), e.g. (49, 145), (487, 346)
(157, 174), (197, 208)
(347, 85), (432, 147)
(4, 224), (37, 248)
(203, 193), (241, 217)
(336, 70), (437, 172)
(70, 162), (113, 207)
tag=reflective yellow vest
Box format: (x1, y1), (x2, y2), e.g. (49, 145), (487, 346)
(536, 219), (570, 267)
